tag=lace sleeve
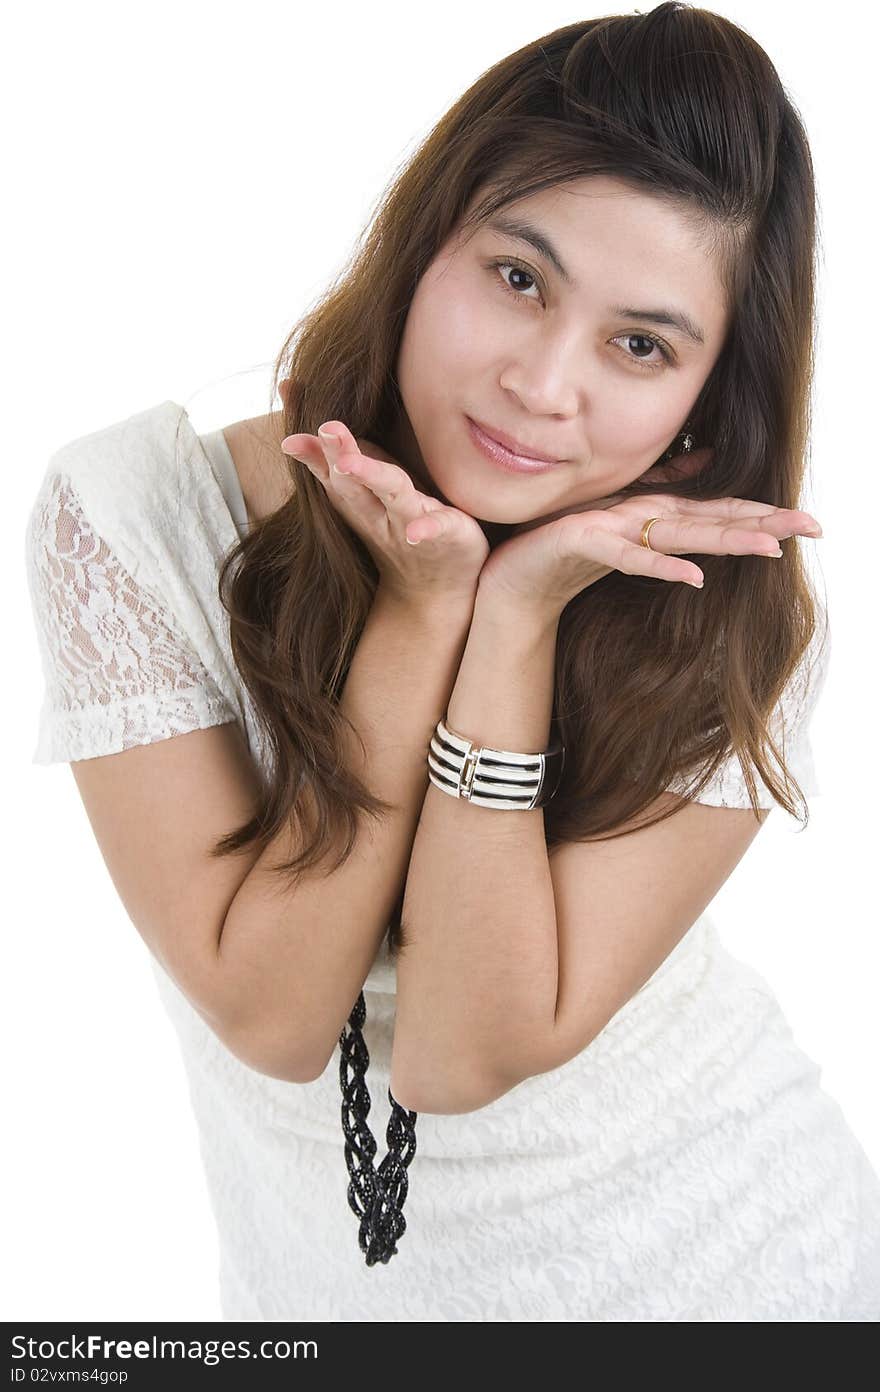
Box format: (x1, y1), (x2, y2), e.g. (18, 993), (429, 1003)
(25, 472), (239, 764)
(666, 616), (832, 810)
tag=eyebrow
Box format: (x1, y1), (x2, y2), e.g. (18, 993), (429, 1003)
(486, 214), (707, 347)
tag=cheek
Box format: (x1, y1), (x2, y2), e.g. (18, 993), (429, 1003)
(425, 297), (485, 372)
(609, 392), (693, 455)
(409, 270), (491, 372)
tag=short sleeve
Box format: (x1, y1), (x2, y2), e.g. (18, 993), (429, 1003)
(25, 473), (239, 764)
(665, 615), (831, 811)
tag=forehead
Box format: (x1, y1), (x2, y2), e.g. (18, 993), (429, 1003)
(459, 176), (728, 329)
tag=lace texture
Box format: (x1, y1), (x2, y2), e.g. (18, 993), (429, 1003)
(26, 473), (238, 762)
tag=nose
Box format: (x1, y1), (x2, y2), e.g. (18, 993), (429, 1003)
(498, 366), (580, 421)
(498, 332), (584, 418)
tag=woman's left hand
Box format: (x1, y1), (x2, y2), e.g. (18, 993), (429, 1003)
(476, 447), (823, 615)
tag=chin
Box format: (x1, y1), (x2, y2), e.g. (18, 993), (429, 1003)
(429, 475), (542, 526)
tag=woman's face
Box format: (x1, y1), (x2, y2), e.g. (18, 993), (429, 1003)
(389, 176), (730, 530)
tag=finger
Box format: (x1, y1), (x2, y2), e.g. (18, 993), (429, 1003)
(574, 523), (705, 587)
(280, 433), (331, 482)
(284, 422), (373, 484)
(287, 423), (450, 541)
(317, 424), (388, 498)
(348, 457), (450, 544)
(329, 442), (415, 505)
(284, 431), (387, 529)
(404, 513), (447, 545)
(315, 429), (391, 525)
(639, 516), (790, 558)
(704, 509), (822, 538)
(319, 425), (450, 535)
(660, 495), (822, 536)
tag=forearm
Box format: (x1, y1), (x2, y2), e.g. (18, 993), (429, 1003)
(391, 583), (561, 1111)
(219, 584), (474, 1080)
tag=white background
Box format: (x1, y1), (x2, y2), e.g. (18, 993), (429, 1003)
(4, 0), (877, 1320)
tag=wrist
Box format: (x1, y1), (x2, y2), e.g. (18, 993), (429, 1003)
(474, 574), (562, 638)
(445, 583), (559, 754)
(375, 580), (477, 631)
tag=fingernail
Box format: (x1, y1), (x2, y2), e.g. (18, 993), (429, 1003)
(803, 526), (822, 537)
(280, 435), (303, 455)
(318, 426), (340, 449)
(771, 547), (784, 557)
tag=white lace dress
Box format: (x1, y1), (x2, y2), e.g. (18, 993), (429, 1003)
(24, 400), (880, 1321)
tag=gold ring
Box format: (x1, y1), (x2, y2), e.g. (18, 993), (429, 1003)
(640, 517), (663, 550)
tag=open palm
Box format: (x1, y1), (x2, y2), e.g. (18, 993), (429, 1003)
(477, 447), (823, 613)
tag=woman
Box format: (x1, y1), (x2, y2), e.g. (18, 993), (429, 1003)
(25, 5), (880, 1319)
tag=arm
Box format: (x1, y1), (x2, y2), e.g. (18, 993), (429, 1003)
(218, 583), (474, 1081)
(390, 581), (562, 1112)
(391, 581), (772, 1115)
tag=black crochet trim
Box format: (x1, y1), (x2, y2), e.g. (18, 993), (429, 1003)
(339, 988), (418, 1265)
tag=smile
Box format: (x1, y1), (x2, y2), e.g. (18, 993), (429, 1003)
(466, 417), (567, 474)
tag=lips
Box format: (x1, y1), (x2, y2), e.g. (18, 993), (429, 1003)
(468, 417), (565, 464)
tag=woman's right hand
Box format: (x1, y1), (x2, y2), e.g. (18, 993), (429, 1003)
(280, 420), (489, 607)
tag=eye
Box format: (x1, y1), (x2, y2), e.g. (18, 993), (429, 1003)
(488, 257), (545, 305)
(608, 331), (673, 372)
(485, 257), (676, 373)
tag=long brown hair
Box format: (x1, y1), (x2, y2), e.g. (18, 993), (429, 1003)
(204, 4), (827, 956)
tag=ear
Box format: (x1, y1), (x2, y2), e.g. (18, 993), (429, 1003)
(279, 378), (293, 410)
(637, 444), (713, 488)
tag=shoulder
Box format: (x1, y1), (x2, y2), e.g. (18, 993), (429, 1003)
(29, 401), (195, 591)
(43, 399), (188, 493)
(221, 412), (293, 526)
(35, 398), (189, 524)
(45, 400), (185, 476)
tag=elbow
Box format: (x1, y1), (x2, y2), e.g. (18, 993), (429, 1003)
(390, 1061), (519, 1116)
(223, 1015), (331, 1085)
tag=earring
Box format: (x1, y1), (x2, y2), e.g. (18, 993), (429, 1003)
(662, 424), (695, 462)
